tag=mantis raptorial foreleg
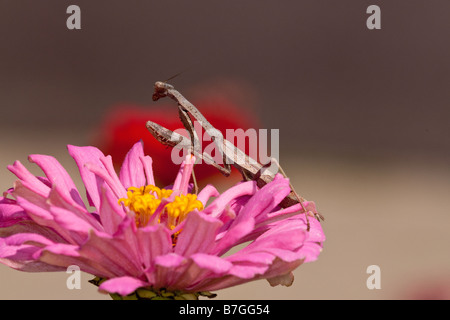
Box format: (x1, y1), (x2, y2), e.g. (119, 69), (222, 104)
(146, 120), (232, 177)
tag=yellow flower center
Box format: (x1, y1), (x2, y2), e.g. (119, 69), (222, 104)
(118, 185), (204, 232)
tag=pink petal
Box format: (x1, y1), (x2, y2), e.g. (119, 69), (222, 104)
(150, 253), (185, 288)
(227, 263), (269, 279)
(212, 217), (255, 256)
(0, 234), (65, 272)
(261, 258), (305, 284)
(77, 227), (143, 278)
(99, 276), (149, 296)
(190, 253), (232, 274)
(46, 186), (103, 231)
(0, 257), (64, 272)
(170, 254), (232, 290)
(140, 155), (155, 187)
(119, 141), (147, 190)
(202, 180), (257, 218)
(187, 275), (246, 292)
(227, 251), (275, 265)
(27, 154), (86, 211)
(296, 241), (324, 263)
(247, 220), (308, 253)
(0, 241), (65, 272)
(174, 211), (222, 257)
(15, 185), (100, 244)
(10, 180), (49, 211)
(3, 232), (55, 247)
(136, 224), (172, 270)
(68, 145), (107, 210)
(259, 200), (318, 229)
(154, 252), (185, 268)
(304, 215), (326, 243)
(48, 206), (93, 237)
(7, 161), (50, 197)
(84, 159), (127, 200)
(98, 187), (126, 235)
(0, 212), (66, 245)
(197, 184), (220, 206)
(15, 195), (80, 245)
(233, 175), (291, 225)
(0, 235), (49, 261)
(38, 243), (80, 258)
(213, 220), (308, 283)
(172, 155), (195, 195)
(39, 243), (117, 279)
(0, 197), (29, 227)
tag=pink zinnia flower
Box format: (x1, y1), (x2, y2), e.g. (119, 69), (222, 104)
(0, 141), (325, 299)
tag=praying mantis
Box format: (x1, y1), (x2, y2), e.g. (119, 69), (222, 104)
(146, 81), (323, 231)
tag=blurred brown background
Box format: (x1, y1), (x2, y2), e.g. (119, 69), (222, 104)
(1, 1), (450, 299)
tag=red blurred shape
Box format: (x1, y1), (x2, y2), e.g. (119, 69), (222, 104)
(93, 97), (260, 187)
